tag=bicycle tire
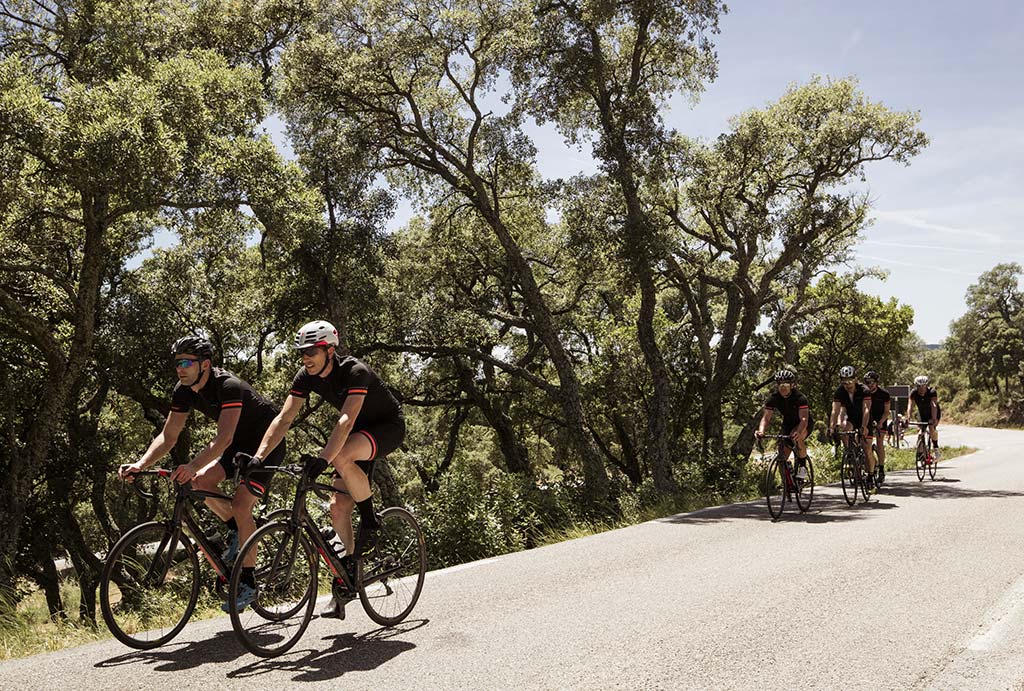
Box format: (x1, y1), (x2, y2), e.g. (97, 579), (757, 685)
(855, 446), (872, 502)
(796, 457), (814, 513)
(358, 506), (427, 625)
(929, 451), (938, 480)
(229, 522), (318, 658)
(841, 446), (857, 506)
(247, 520), (313, 622)
(915, 440), (926, 481)
(100, 521), (200, 650)
(764, 458), (786, 519)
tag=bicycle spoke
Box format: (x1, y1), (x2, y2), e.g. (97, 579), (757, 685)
(359, 507), (426, 625)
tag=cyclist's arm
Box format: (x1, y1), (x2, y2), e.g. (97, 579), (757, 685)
(255, 395), (305, 459)
(136, 411), (188, 469)
(883, 400), (891, 423)
(794, 407), (809, 435)
(860, 399), (871, 431)
(756, 408), (773, 435)
(906, 399), (914, 421)
(185, 406), (241, 473)
(829, 401), (842, 429)
(930, 398), (939, 424)
(320, 394), (366, 461)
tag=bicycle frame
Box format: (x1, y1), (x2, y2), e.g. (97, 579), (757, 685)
(126, 470), (237, 586)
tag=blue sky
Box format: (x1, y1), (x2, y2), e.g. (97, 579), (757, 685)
(264, 1), (1023, 343)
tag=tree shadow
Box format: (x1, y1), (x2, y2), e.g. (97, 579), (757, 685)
(226, 619), (428, 682)
(95, 630), (247, 671)
(659, 473), (1024, 526)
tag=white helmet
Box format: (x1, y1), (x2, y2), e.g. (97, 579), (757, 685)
(294, 320), (339, 349)
(914, 375), (929, 386)
(838, 365), (856, 379)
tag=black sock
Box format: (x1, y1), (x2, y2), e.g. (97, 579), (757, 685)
(225, 518), (238, 532)
(241, 566), (255, 588)
(356, 497), (377, 529)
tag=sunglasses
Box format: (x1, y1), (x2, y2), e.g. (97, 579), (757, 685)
(841, 378), (855, 384)
(298, 346), (324, 358)
(175, 358), (198, 369)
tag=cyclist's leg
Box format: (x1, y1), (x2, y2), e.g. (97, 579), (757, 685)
(328, 434), (376, 554)
(874, 422), (887, 471)
(193, 459), (231, 521)
(228, 443), (279, 569)
(859, 421), (875, 474)
(930, 421), (939, 448)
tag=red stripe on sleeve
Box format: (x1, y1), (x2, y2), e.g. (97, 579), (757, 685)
(347, 388), (368, 395)
(220, 402), (243, 409)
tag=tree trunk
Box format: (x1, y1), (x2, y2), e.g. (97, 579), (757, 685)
(454, 358), (531, 477)
(371, 457), (402, 510)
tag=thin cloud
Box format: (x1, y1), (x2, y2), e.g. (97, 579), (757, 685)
(872, 210), (1003, 244)
(861, 240), (1002, 255)
(858, 253), (979, 276)
(841, 28), (863, 57)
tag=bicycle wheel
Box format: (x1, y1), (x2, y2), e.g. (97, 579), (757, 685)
(229, 522), (318, 658)
(796, 457), (815, 513)
(358, 507), (427, 625)
(764, 458), (786, 519)
(929, 450), (938, 480)
(856, 449), (872, 502)
(100, 521), (200, 650)
(841, 448), (857, 506)
(915, 441), (926, 481)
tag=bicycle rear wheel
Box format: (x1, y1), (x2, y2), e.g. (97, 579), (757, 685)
(841, 448), (857, 506)
(100, 521), (200, 650)
(915, 440), (926, 481)
(795, 457), (814, 513)
(765, 458), (786, 519)
(229, 522), (318, 658)
(928, 450), (938, 480)
(358, 507), (427, 625)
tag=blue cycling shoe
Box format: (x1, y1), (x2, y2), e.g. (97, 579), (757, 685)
(222, 582), (258, 613)
(221, 530), (239, 566)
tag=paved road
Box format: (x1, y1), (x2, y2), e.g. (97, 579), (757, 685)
(3, 425), (1024, 689)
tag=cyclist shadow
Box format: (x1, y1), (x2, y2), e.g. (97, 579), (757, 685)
(226, 618), (428, 682)
(95, 630), (247, 671)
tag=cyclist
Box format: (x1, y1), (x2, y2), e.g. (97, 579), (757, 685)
(907, 375), (941, 457)
(251, 320), (405, 618)
(828, 365), (875, 488)
(755, 368), (813, 484)
(117, 336), (283, 611)
(863, 371), (891, 485)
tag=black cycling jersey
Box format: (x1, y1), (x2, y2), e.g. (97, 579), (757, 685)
(910, 387), (941, 421)
(764, 389), (811, 433)
(833, 383), (870, 427)
(867, 386), (891, 422)
(289, 354), (403, 426)
(170, 368), (280, 451)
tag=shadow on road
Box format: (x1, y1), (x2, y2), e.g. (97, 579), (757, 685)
(95, 630), (247, 671)
(658, 473), (1024, 526)
(226, 618), (428, 682)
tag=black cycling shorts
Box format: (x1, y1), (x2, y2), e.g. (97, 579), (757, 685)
(867, 417), (887, 437)
(219, 439), (284, 498)
(333, 417), (406, 480)
(915, 404), (941, 423)
(782, 420), (815, 437)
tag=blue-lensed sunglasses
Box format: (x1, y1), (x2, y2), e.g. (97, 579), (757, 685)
(175, 358), (198, 369)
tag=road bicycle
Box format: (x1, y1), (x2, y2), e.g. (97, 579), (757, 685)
(836, 430), (872, 505)
(99, 470), (286, 649)
(758, 435), (814, 519)
(227, 454), (427, 658)
(909, 421), (939, 481)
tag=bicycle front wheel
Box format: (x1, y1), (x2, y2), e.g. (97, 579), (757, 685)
(929, 451), (938, 480)
(915, 442), (926, 481)
(841, 449), (857, 506)
(764, 458), (786, 519)
(358, 506), (427, 625)
(100, 521), (200, 650)
(229, 522), (318, 658)
(796, 458), (814, 513)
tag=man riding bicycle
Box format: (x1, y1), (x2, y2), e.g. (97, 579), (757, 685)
(117, 336), (283, 612)
(828, 365), (875, 489)
(907, 375), (941, 455)
(250, 320), (406, 619)
(863, 371), (891, 485)
(755, 369), (813, 483)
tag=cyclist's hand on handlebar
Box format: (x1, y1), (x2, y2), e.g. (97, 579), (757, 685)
(754, 429), (764, 439)
(119, 462), (144, 482)
(169, 463), (196, 484)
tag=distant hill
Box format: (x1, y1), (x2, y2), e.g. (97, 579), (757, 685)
(925, 343), (943, 351)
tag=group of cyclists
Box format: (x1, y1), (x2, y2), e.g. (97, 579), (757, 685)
(756, 366), (942, 491)
(118, 320), (405, 618)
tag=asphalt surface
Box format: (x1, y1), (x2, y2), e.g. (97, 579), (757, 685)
(3, 424), (1024, 690)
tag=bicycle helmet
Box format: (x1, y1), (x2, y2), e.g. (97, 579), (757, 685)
(838, 365), (856, 379)
(294, 320), (340, 349)
(863, 370), (880, 384)
(171, 336), (214, 359)
(774, 368), (796, 383)
(914, 375), (929, 386)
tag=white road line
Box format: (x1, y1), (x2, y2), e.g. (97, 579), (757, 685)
(967, 573), (1024, 652)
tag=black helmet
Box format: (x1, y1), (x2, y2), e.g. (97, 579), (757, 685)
(171, 336), (214, 359)
(774, 368), (796, 383)
(864, 370), (880, 384)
